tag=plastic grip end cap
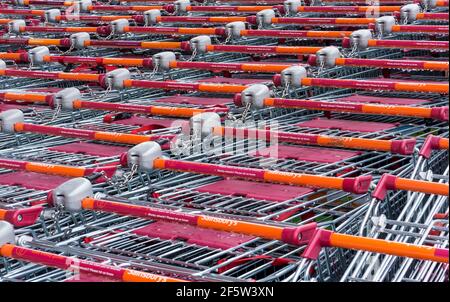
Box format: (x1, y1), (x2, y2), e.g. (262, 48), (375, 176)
(104, 68), (130, 90)
(0, 109), (24, 133)
(430, 106), (449, 121)
(4, 207), (43, 228)
(281, 222), (318, 246)
(280, 66), (307, 89)
(390, 138), (416, 155)
(418, 135), (442, 158)
(343, 175), (372, 194)
(189, 36), (211, 54)
(240, 84), (271, 109)
(52, 178), (93, 213)
(53, 87), (81, 110)
(371, 173), (397, 200)
(233, 93), (243, 106)
(342, 37), (351, 48)
(126, 142), (162, 172)
(307, 55), (317, 66)
(315, 46), (341, 68)
(301, 228), (333, 260)
(0, 221), (15, 247)
(190, 112), (221, 138)
(246, 16), (257, 25)
(152, 51), (176, 71)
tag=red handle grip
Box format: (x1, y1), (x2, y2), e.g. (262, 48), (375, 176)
(419, 135), (449, 159)
(0, 206), (43, 227)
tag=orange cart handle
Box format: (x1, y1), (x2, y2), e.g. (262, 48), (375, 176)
(212, 126), (416, 155)
(80, 197), (311, 245)
(127, 157), (373, 194)
(299, 223), (448, 263)
(0, 244), (187, 282)
(372, 173), (449, 200)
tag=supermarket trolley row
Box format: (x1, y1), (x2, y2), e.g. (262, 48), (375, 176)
(0, 0), (448, 282)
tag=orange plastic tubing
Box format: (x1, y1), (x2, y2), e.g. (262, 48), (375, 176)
(25, 162), (86, 177)
(275, 46), (321, 54)
(241, 63), (292, 73)
(209, 17), (247, 22)
(57, 73), (100, 81)
(0, 209), (6, 220)
(395, 178), (449, 196)
(423, 62), (449, 71)
(263, 171), (344, 190)
(102, 58), (145, 66)
(306, 31), (352, 38)
(198, 83), (247, 93)
(140, 42), (182, 49)
(178, 28), (218, 35)
(121, 270), (186, 282)
(335, 18), (375, 24)
(394, 83), (449, 94)
(100, 16), (133, 21)
(93, 132), (152, 145)
(0, 53), (23, 61)
(330, 233), (448, 263)
(316, 136), (392, 152)
(28, 38), (62, 46)
(439, 138), (449, 149)
(66, 27), (98, 33)
(197, 216), (284, 240)
(2, 92), (47, 103)
(149, 106), (204, 117)
(361, 104), (434, 118)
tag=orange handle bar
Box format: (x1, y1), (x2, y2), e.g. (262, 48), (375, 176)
(300, 78), (449, 94)
(263, 98), (448, 121)
(81, 197), (307, 245)
(212, 126), (416, 155)
(148, 158), (372, 194)
(0, 244), (187, 282)
(329, 233), (448, 263)
(372, 173), (449, 201)
(290, 222), (448, 263)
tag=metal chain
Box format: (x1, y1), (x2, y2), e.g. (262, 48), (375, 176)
(187, 47), (197, 62)
(241, 101), (252, 123)
(148, 61), (160, 79)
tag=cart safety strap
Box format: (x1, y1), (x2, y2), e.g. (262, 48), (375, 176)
(0, 244), (187, 282)
(212, 126), (416, 155)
